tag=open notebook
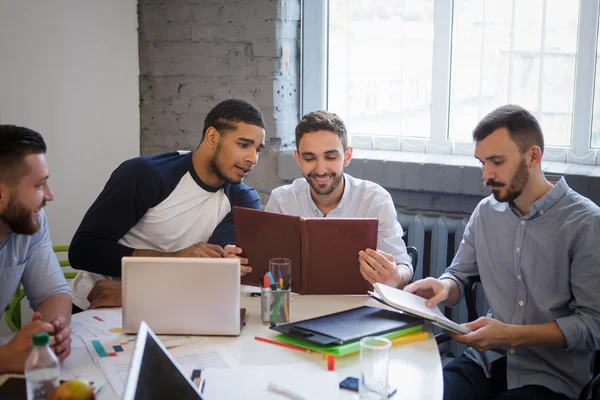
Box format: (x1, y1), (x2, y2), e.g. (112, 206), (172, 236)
(372, 283), (471, 335)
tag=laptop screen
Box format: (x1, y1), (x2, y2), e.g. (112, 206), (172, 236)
(123, 322), (203, 400)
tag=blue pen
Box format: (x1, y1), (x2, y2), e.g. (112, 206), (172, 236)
(266, 272), (275, 286)
(278, 270), (283, 281)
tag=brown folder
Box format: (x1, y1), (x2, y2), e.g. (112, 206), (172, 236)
(234, 207), (378, 295)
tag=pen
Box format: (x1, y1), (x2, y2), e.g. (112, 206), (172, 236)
(271, 295), (284, 323)
(283, 293), (289, 322)
(254, 336), (326, 359)
(267, 382), (306, 400)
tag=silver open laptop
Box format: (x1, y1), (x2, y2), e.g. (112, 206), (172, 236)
(122, 257), (241, 335)
(123, 321), (203, 400)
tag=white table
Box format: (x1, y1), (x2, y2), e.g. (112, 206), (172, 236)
(62, 294), (443, 399)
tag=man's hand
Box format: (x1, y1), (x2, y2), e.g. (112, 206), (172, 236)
(446, 317), (514, 352)
(404, 277), (453, 307)
(87, 280), (122, 309)
(358, 249), (410, 288)
(174, 242), (226, 258)
(48, 314), (72, 361)
(224, 245), (252, 276)
(0, 314), (54, 373)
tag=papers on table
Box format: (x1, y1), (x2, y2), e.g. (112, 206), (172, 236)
(84, 334), (209, 366)
(100, 343), (238, 397)
(71, 308), (123, 339)
(200, 364), (339, 399)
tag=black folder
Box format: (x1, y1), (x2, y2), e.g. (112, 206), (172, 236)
(270, 306), (423, 346)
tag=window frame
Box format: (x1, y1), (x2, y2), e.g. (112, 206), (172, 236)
(302, 0), (600, 165)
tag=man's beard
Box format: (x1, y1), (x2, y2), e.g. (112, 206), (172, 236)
(209, 143), (239, 185)
(485, 158), (529, 203)
(306, 171), (344, 196)
(1, 196), (41, 235)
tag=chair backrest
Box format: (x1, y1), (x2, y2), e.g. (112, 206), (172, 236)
(406, 246), (419, 283)
(53, 245), (76, 279)
(4, 284), (27, 332)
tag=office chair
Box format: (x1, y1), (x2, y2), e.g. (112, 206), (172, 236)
(4, 245), (76, 332)
(435, 276), (600, 400)
(406, 245), (419, 283)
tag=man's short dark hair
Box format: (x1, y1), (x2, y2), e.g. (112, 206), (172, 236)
(473, 105), (544, 154)
(295, 110), (348, 150)
(0, 125), (47, 186)
(201, 99), (266, 141)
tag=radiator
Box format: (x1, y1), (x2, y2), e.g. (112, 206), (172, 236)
(397, 210), (490, 357)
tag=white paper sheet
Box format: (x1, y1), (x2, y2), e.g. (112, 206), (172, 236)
(200, 364), (340, 400)
(83, 334), (209, 366)
(71, 309), (124, 339)
(99, 344), (238, 397)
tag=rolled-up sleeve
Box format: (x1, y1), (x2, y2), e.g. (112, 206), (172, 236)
(375, 192), (413, 275)
(555, 215), (600, 352)
(20, 211), (71, 311)
(439, 204), (481, 306)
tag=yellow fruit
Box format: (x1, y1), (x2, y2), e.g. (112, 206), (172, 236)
(48, 378), (95, 400)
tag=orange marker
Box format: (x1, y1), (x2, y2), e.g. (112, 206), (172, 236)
(263, 275), (270, 289)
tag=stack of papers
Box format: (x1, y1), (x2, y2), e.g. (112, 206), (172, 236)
(70, 309), (238, 397)
(83, 334), (209, 366)
(100, 343), (238, 396)
(274, 327), (426, 357)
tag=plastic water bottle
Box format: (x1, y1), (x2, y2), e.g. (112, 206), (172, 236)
(25, 332), (60, 400)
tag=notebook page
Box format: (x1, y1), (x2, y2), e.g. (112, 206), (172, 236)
(373, 283), (470, 334)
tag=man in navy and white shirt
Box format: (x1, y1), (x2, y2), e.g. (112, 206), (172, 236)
(0, 125), (73, 372)
(265, 111), (413, 288)
(69, 99), (266, 310)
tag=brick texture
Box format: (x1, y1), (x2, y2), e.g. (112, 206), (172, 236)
(138, 0), (301, 198)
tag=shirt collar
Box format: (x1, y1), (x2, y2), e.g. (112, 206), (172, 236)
(508, 176), (569, 218)
(530, 176), (569, 216)
(304, 174), (350, 217)
(186, 152), (224, 193)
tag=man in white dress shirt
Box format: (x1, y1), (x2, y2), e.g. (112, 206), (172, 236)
(265, 110), (413, 288)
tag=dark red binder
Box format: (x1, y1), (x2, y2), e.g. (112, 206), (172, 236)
(234, 207), (378, 294)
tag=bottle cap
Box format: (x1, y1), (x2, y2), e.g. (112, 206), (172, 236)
(32, 332), (50, 346)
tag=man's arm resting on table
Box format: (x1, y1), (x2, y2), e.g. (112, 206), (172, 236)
(0, 346), (12, 374)
(132, 242), (226, 258)
(36, 293), (72, 325)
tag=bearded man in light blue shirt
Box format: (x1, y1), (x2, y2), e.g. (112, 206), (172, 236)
(0, 125), (73, 373)
(406, 105), (600, 400)
(266, 110), (413, 288)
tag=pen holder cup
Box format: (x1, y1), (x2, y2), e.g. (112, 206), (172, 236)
(261, 288), (291, 326)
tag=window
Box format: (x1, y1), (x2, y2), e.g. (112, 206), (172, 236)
(328, 0), (434, 138)
(303, 0), (600, 164)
